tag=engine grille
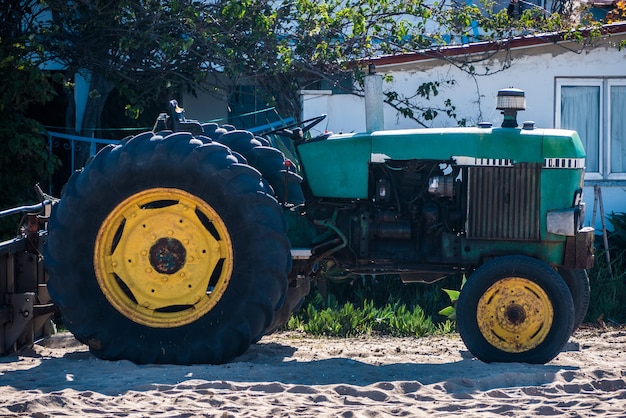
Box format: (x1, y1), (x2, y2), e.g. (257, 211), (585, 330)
(467, 163), (541, 240)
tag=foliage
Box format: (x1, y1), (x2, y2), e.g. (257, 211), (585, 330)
(586, 251), (626, 324)
(585, 212), (626, 324)
(0, 1), (61, 239)
(569, 213), (626, 325)
(38, 0), (444, 125)
(284, 272), (462, 337)
(285, 291), (454, 337)
(438, 276), (466, 320)
(606, 212), (626, 254)
(33, 0), (606, 133)
(0, 113), (60, 240)
(607, 0), (626, 24)
(42, 0), (218, 130)
(0, 2), (56, 113)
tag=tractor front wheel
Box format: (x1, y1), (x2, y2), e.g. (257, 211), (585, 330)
(457, 256), (574, 364)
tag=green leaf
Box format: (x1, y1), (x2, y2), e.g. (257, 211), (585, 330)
(438, 306), (456, 318)
(442, 288), (460, 302)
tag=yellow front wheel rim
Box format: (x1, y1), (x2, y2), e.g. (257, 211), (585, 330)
(476, 277), (553, 353)
(94, 188), (233, 328)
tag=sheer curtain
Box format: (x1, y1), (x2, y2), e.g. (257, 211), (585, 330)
(560, 86), (600, 173)
(610, 85), (626, 174)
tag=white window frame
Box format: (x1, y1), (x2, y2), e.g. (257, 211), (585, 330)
(555, 78), (604, 181)
(607, 79), (626, 180)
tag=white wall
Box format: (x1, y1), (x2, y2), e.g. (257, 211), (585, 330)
(301, 90), (366, 136)
(303, 44), (626, 134)
(583, 186), (626, 231)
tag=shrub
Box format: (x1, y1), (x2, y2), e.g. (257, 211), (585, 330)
(586, 212), (626, 324)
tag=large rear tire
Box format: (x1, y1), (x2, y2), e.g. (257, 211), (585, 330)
(457, 256), (574, 364)
(265, 261), (311, 334)
(44, 132), (290, 364)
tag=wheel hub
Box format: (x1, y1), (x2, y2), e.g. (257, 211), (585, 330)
(94, 188), (233, 328)
(504, 304), (526, 325)
(476, 277), (553, 353)
(149, 238), (186, 274)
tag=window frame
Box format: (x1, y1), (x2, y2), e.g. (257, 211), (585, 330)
(555, 78), (604, 181)
(607, 79), (626, 181)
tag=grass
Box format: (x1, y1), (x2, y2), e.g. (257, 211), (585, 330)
(285, 295), (456, 338)
(283, 277), (459, 337)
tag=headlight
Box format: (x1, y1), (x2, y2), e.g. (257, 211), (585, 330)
(547, 207), (582, 236)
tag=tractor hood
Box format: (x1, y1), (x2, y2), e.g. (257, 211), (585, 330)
(297, 126), (586, 199)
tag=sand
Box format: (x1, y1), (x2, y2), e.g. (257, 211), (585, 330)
(1, 326), (625, 417)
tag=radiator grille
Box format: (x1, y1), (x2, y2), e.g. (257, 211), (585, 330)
(467, 163), (541, 240)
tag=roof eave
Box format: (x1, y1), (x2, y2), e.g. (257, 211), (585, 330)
(365, 22), (626, 68)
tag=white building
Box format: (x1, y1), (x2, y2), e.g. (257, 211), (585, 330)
(301, 22), (626, 229)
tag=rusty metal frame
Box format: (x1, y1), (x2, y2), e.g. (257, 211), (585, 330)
(1, 205), (56, 355)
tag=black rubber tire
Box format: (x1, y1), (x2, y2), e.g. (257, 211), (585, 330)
(214, 130), (305, 207)
(43, 132), (290, 365)
(558, 268), (591, 331)
(265, 261), (311, 334)
(457, 255), (574, 364)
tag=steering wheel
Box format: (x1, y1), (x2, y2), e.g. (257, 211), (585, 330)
(263, 114), (327, 142)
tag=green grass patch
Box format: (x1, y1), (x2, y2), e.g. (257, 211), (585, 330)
(284, 291), (455, 337)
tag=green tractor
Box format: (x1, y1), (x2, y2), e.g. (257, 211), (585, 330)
(33, 88), (594, 365)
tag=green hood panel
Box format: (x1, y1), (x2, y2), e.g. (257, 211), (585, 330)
(298, 134), (372, 198)
(297, 127), (585, 199)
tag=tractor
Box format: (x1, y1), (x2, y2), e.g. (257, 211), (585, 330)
(1, 88), (594, 365)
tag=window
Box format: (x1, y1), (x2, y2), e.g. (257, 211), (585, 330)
(609, 82), (626, 177)
(555, 78), (626, 181)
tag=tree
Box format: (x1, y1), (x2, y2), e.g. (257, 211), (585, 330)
(43, 0), (222, 137)
(0, 0), (60, 239)
(40, 0), (597, 136)
(243, 0), (588, 126)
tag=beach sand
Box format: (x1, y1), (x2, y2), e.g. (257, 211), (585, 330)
(1, 326), (625, 417)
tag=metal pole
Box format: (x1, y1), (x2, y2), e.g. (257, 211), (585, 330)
(597, 186), (613, 278)
(48, 133), (53, 195)
(71, 136), (75, 173)
(364, 65), (384, 133)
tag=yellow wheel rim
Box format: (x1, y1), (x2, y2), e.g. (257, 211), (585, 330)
(476, 277), (553, 353)
(94, 188), (233, 328)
